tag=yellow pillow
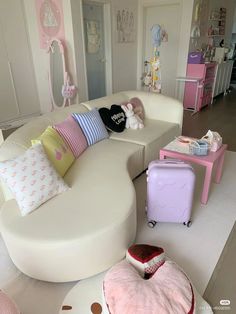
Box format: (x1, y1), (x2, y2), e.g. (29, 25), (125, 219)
(32, 126), (75, 177)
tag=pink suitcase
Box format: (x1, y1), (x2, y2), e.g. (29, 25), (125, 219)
(146, 159), (195, 228)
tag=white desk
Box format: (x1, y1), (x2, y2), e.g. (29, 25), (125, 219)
(176, 76), (203, 115)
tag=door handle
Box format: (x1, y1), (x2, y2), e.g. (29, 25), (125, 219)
(99, 58), (106, 63)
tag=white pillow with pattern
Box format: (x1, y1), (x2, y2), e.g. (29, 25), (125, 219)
(0, 143), (69, 216)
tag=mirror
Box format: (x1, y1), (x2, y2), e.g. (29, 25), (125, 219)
(47, 39), (66, 109)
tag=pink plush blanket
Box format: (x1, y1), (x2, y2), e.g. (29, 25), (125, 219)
(103, 260), (194, 314)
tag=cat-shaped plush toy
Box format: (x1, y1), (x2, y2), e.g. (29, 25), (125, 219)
(121, 103), (144, 129)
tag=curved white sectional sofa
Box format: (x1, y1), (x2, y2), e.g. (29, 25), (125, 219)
(0, 91), (183, 282)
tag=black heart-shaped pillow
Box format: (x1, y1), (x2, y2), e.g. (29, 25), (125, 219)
(99, 105), (126, 133)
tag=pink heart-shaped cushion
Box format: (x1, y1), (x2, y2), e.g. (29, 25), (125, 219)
(103, 260), (194, 314)
(121, 97), (145, 121)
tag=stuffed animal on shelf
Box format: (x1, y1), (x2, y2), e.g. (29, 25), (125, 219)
(121, 103), (144, 129)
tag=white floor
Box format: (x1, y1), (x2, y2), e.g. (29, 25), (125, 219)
(135, 151), (236, 294)
(0, 151), (236, 314)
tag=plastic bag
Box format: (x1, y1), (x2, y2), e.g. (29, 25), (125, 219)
(201, 130), (222, 152)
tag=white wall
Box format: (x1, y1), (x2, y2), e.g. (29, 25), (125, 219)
(70, 0), (88, 102)
(72, 0), (194, 96)
(26, 0), (138, 108)
(23, 0), (195, 111)
(70, 0), (138, 101)
(111, 0), (138, 92)
(137, 0), (194, 91)
(23, 0), (51, 113)
(177, 0), (195, 76)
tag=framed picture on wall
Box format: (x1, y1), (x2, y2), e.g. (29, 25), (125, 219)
(116, 8), (136, 43)
(35, 0), (65, 49)
(85, 20), (101, 54)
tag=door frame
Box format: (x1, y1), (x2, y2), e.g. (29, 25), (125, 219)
(81, 0), (112, 100)
(136, 0), (193, 90)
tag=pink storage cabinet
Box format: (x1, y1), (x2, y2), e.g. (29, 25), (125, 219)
(183, 63), (217, 112)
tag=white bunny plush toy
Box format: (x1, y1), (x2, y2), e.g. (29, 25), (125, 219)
(121, 103), (144, 129)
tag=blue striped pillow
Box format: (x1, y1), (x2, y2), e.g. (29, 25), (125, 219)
(72, 109), (109, 146)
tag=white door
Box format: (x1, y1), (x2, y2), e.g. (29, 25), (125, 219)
(0, 25), (20, 122)
(0, 0), (40, 123)
(82, 1), (107, 100)
(143, 3), (181, 97)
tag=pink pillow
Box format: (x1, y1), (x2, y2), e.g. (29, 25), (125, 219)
(0, 290), (20, 314)
(121, 97), (145, 120)
(103, 260), (195, 314)
(54, 116), (88, 158)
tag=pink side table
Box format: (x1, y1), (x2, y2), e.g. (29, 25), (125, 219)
(159, 143), (227, 204)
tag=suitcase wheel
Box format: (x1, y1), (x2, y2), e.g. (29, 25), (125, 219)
(183, 221), (192, 228)
(148, 220), (157, 228)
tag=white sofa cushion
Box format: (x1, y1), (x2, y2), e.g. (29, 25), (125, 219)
(82, 91), (183, 130)
(0, 139), (143, 281)
(0, 91), (183, 282)
(81, 93), (129, 111)
(82, 91), (183, 168)
(110, 119), (180, 168)
(120, 91), (183, 129)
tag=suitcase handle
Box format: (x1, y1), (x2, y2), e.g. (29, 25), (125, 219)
(149, 159), (184, 168)
(151, 159), (184, 165)
(148, 159), (193, 172)
(163, 161), (183, 164)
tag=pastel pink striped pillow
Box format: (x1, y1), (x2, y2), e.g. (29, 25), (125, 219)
(54, 116), (88, 158)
